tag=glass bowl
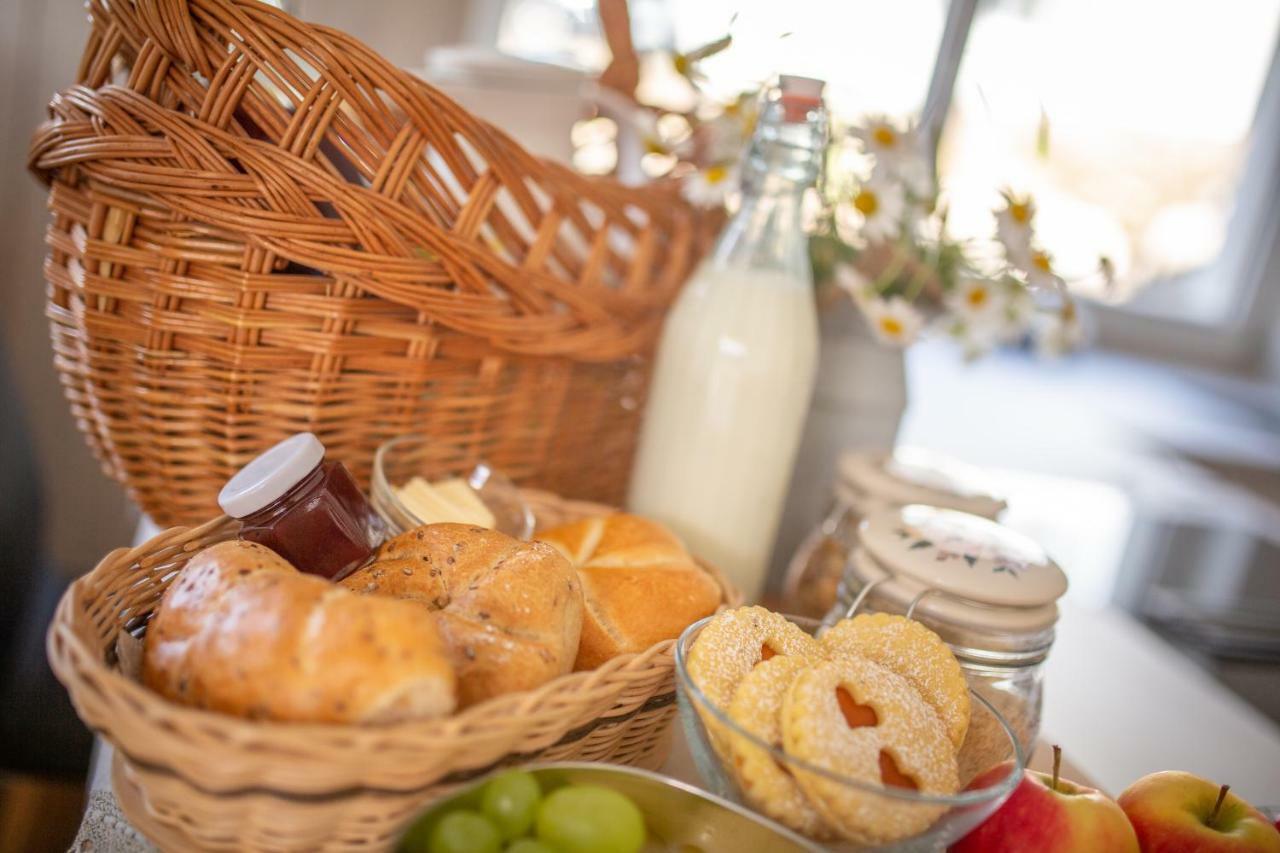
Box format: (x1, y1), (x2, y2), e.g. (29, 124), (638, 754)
(371, 435), (534, 539)
(675, 614), (1025, 851)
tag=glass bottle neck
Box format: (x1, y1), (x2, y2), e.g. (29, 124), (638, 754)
(709, 87), (826, 275)
(713, 180), (809, 272)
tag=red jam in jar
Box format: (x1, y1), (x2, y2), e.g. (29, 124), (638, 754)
(218, 433), (385, 580)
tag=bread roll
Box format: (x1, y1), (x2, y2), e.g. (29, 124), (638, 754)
(340, 524), (583, 707)
(142, 540), (456, 724)
(538, 514), (722, 670)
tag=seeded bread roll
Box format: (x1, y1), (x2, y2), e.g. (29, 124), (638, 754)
(142, 540), (456, 724)
(538, 514), (722, 670)
(340, 523), (583, 707)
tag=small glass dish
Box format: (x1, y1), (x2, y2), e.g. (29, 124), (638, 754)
(675, 614), (1025, 851)
(371, 435), (534, 539)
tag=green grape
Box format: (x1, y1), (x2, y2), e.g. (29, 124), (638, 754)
(504, 841), (557, 853)
(428, 810), (502, 853)
(535, 785), (646, 853)
(481, 770), (542, 840)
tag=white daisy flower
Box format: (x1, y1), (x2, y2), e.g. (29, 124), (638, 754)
(850, 115), (916, 165)
(861, 296), (925, 347)
(996, 192), (1036, 265)
(838, 175), (906, 244)
(834, 264), (875, 306)
(1017, 248), (1065, 292)
(682, 162), (737, 208)
(947, 277), (1003, 320)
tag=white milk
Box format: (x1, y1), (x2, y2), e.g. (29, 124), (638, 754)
(629, 262), (819, 597)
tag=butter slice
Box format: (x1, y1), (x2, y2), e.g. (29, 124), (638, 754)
(432, 478), (495, 528)
(395, 476), (495, 529)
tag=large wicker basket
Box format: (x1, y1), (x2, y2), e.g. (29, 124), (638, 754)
(48, 490), (739, 851)
(27, 0), (712, 527)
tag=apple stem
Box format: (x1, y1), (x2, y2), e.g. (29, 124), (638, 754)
(1208, 783), (1230, 829)
(1051, 744), (1062, 793)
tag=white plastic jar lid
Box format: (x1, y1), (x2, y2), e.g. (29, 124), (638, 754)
(838, 447), (1007, 519)
(218, 432), (325, 519)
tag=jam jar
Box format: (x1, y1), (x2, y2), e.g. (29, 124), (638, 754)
(218, 433), (385, 580)
(826, 504), (1068, 769)
(781, 447), (1005, 617)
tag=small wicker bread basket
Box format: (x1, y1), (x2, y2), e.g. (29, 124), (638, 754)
(48, 490), (739, 852)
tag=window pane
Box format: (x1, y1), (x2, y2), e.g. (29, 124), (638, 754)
(938, 0), (1280, 316)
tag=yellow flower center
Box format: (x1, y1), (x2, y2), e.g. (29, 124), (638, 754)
(704, 164), (729, 185)
(673, 53), (691, 77)
(1031, 251), (1053, 273)
(853, 189), (880, 216)
(966, 287), (989, 307)
(878, 316), (904, 337)
(1010, 201), (1031, 224)
(873, 126), (897, 147)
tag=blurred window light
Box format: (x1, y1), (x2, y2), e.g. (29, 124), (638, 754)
(937, 0), (1280, 315)
(492, 0), (1280, 325)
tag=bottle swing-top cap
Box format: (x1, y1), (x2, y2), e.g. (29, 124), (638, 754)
(777, 74), (825, 122)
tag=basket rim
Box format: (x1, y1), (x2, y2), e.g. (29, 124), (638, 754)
(48, 490), (741, 794)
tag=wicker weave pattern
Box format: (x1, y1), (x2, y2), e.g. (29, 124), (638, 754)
(49, 490), (739, 851)
(29, 0), (710, 525)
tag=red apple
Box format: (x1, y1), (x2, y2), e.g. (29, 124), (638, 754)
(951, 747), (1139, 852)
(1118, 772), (1280, 853)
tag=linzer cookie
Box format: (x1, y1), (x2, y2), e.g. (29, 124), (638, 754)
(685, 606), (820, 711)
(782, 657), (959, 843)
(725, 655), (833, 839)
(821, 613), (971, 750)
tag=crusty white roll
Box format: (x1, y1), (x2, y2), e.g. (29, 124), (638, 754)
(340, 523), (583, 707)
(537, 514), (722, 670)
(142, 540), (456, 724)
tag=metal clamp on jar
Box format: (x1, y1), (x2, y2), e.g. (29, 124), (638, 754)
(782, 448), (1006, 617)
(825, 504), (1068, 768)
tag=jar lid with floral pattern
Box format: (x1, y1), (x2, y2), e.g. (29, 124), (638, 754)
(849, 504), (1068, 657)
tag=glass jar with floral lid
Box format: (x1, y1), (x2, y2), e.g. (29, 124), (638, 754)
(825, 504), (1068, 773)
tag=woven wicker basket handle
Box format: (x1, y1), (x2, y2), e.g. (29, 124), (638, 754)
(28, 0), (708, 360)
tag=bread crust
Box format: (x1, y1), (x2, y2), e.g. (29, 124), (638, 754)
(142, 540), (457, 723)
(341, 523), (583, 706)
(538, 515), (722, 670)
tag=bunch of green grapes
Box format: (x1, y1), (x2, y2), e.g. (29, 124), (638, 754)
(402, 770), (647, 853)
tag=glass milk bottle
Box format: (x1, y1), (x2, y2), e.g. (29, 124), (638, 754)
(629, 76), (827, 599)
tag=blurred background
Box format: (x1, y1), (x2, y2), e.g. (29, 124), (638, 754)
(1, 0), (1277, 848)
